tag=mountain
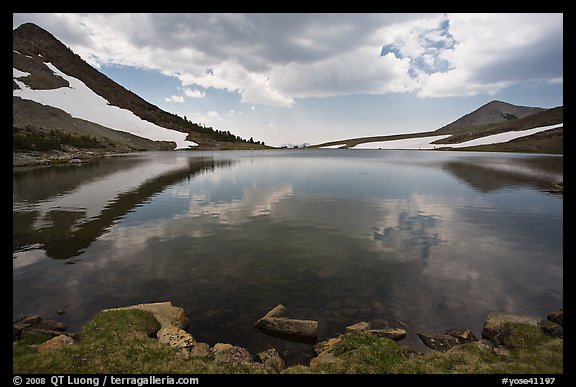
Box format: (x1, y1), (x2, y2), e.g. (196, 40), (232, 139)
(313, 101), (563, 154)
(12, 22), (265, 160)
(434, 100), (544, 134)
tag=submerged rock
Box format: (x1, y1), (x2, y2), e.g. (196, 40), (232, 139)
(14, 315), (42, 326)
(345, 321), (371, 333)
(254, 304), (318, 342)
(35, 319), (68, 332)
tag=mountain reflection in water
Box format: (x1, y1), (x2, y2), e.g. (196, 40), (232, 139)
(13, 150), (562, 365)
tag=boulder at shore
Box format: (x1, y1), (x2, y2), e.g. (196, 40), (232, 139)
(482, 312), (539, 346)
(254, 304), (318, 342)
(103, 301), (189, 330)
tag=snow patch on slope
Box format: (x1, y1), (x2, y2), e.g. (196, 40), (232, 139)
(448, 124), (563, 148)
(352, 135), (451, 149)
(13, 68), (30, 78)
(13, 63), (197, 149)
(349, 123), (562, 150)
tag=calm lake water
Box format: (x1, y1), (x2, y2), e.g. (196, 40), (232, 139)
(13, 150), (563, 364)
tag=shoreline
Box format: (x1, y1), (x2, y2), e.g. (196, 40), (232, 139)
(13, 302), (563, 374)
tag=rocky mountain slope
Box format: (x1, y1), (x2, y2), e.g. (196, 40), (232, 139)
(13, 22), (263, 155)
(434, 100), (544, 133)
(314, 101), (562, 153)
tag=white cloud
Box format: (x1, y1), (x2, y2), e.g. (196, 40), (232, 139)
(416, 13), (563, 97)
(13, 13), (563, 105)
(165, 95), (184, 103)
(183, 87), (205, 98)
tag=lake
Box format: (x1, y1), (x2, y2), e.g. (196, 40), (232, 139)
(13, 150), (563, 364)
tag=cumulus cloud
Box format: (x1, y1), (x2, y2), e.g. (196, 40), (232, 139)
(183, 87), (205, 98)
(13, 13), (563, 105)
(164, 95), (184, 103)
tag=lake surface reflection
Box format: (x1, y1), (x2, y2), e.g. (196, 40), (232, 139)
(13, 150), (563, 364)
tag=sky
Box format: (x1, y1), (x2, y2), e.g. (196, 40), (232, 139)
(13, 13), (563, 147)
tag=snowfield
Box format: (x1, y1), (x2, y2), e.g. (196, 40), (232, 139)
(13, 63), (197, 149)
(13, 68), (31, 78)
(351, 135), (451, 150)
(348, 123), (562, 150)
(448, 123), (563, 148)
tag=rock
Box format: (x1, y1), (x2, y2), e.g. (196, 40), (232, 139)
(446, 328), (477, 344)
(254, 304), (318, 342)
(13, 315), (44, 339)
(393, 319), (407, 327)
(35, 320), (68, 332)
(481, 312), (539, 345)
(368, 328), (407, 341)
(211, 343), (234, 354)
(189, 342), (210, 358)
(37, 334), (74, 353)
(13, 325), (23, 340)
(547, 309), (563, 327)
(14, 315), (42, 326)
(310, 350), (337, 369)
(13, 315), (69, 340)
(538, 320), (563, 338)
(104, 301), (189, 330)
(23, 328), (66, 338)
(174, 348), (191, 361)
(157, 326), (195, 350)
(492, 346), (511, 357)
(546, 182), (563, 194)
(469, 339), (494, 352)
(256, 348), (285, 372)
(314, 337), (342, 354)
(345, 321), (371, 333)
(417, 333), (462, 352)
(13, 323), (29, 339)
